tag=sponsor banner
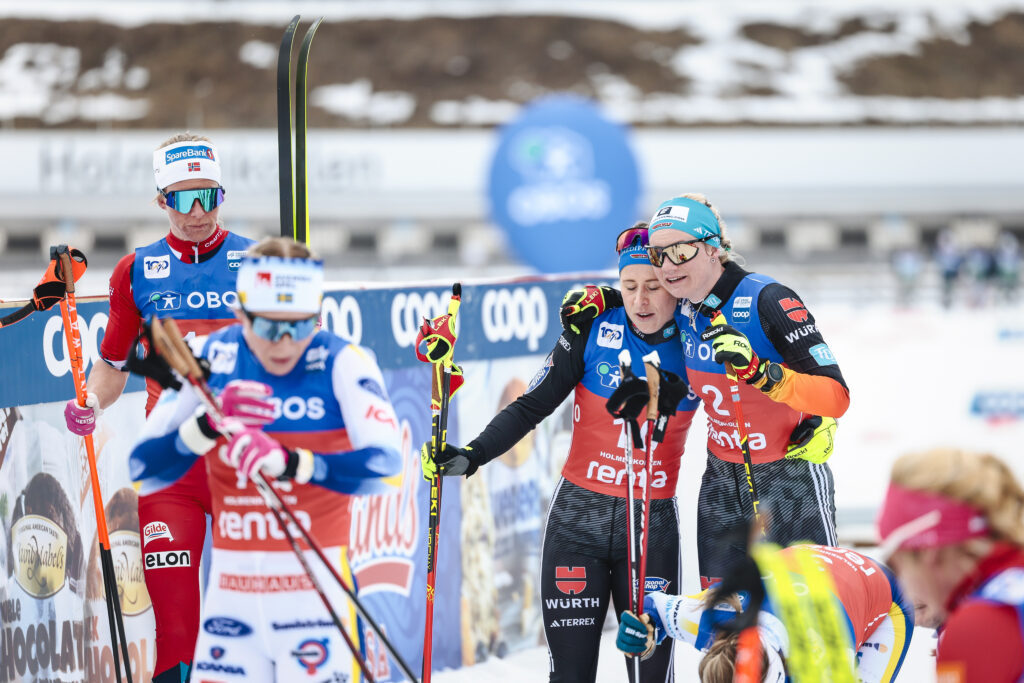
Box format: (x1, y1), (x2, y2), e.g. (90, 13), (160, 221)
(0, 277), (610, 409)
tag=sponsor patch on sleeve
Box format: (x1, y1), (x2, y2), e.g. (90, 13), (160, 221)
(808, 343), (837, 366)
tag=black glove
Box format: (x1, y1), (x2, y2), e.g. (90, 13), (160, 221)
(605, 374), (650, 422)
(560, 285), (623, 334)
(124, 331), (182, 391)
(606, 373), (649, 449)
(420, 442), (480, 480)
(655, 369), (688, 416)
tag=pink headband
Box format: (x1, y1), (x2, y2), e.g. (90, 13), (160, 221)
(876, 483), (989, 560)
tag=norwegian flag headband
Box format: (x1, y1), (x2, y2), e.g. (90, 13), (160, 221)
(153, 140), (222, 190)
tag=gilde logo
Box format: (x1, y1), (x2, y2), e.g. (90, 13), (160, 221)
(321, 294), (362, 344)
(142, 521), (173, 546)
(43, 311), (107, 377)
(482, 286), (548, 352)
(390, 290), (447, 348)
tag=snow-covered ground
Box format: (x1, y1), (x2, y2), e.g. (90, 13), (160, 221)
(3, 0), (1024, 125)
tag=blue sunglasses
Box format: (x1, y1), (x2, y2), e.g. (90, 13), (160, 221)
(161, 187), (226, 214)
(242, 307), (318, 342)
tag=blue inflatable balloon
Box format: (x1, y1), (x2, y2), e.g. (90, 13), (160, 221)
(488, 95), (642, 273)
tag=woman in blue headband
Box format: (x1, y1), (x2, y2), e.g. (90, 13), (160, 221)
(562, 193), (850, 591)
(423, 224), (700, 682)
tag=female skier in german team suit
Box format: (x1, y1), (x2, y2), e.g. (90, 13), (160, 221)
(423, 226), (699, 682)
(562, 193), (849, 590)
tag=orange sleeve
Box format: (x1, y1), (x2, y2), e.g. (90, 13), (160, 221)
(764, 366), (850, 418)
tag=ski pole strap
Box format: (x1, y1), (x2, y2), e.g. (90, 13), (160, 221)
(0, 245), (87, 329)
(415, 284), (462, 365)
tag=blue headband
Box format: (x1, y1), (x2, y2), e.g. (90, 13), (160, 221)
(618, 243), (651, 271)
(648, 196), (722, 248)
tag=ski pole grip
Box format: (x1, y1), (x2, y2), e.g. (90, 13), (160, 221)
(642, 350), (661, 421)
(56, 246), (75, 295)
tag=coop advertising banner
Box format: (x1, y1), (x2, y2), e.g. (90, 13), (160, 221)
(0, 275), (609, 682)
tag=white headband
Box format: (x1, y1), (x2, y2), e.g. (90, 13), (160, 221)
(236, 257), (324, 315)
(153, 141), (222, 190)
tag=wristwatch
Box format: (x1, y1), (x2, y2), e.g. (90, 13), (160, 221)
(760, 362), (785, 393)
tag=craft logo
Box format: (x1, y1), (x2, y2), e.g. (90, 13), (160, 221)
(110, 529), (151, 616)
(142, 520), (174, 546)
(555, 566), (586, 595)
(348, 421), (419, 596)
(13, 514), (68, 598)
(292, 638), (329, 675)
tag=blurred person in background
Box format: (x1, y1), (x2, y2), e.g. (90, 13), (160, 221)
(615, 544), (914, 683)
(62, 132), (255, 682)
(935, 229), (962, 309)
(876, 448), (1024, 682)
(562, 193), (848, 590)
(963, 243), (995, 307)
(891, 247), (924, 308)
(994, 231), (1021, 303)
(422, 224), (700, 683)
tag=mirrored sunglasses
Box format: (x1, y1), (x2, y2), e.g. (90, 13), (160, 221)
(242, 307), (318, 342)
(616, 226), (648, 253)
(646, 239), (703, 267)
(161, 187), (226, 214)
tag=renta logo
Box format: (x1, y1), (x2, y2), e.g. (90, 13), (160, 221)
(348, 420), (419, 596)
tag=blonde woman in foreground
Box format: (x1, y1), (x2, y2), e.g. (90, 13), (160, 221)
(876, 448), (1024, 682)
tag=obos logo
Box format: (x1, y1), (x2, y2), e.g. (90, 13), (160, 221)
(482, 286), (548, 352)
(321, 294), (362, 344)
(43, 311), (107, 377)
(390, 290), (448, 349)
(595, 361), (621, 389)
(148, 291), (181, 311)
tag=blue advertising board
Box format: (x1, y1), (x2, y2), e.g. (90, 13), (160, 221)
(487, 95), (642, 273)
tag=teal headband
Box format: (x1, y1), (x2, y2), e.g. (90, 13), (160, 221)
(648, 196), (722, 248)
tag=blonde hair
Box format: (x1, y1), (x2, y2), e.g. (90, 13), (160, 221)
(696, 592), (768, 683)
(247, 236), (319, 260)
(156, 131), (212, 150)
(698, 630), (769, 683)
(677, 192), (738, 264)
(891, 449), (1024, 547)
